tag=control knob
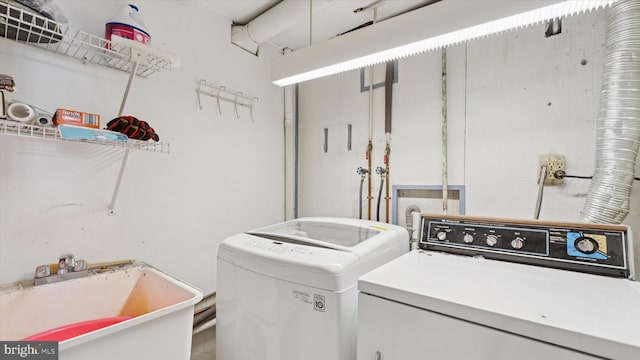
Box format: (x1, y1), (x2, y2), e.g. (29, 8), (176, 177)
(511, 237), (525, 250)
(437, 231), (447, 241)
(486, 234), (498, 247)
(463, 234), (474, 244)
(575, 237), (598, 254)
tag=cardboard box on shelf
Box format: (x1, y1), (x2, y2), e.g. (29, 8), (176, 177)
(53, 108), (100, 129)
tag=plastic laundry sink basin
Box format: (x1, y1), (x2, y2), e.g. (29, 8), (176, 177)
(0, 262), (202, 360)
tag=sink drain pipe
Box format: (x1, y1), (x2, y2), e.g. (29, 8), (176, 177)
(193, 292), (217, 334)
(581, 0), (640, 224)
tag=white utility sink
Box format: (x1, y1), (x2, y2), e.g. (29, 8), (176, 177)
(0, 262), (203, 360)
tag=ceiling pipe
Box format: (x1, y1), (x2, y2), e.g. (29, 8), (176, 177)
(231, 0), (333, 55)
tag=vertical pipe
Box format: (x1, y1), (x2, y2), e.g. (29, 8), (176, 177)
(294, 84), (300, 219)
(384, 144), (390, 222)
(384, 61), (394, 223)
(284, 77), (295, 220)
(366, 8), (378, 220)
(309, 0), (313, 46)
(367, 65), (374, 220)
(367, 140), (373, 220)
(384, 62), (393, 134)
(441, 49), (449, 214)
(367, 64), (374, 221)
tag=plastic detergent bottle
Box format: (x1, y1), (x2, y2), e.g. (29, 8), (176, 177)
(105, 4), (151, 45)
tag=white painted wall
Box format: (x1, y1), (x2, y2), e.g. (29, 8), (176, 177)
(3, 3), (638, 293)
(297, 10), (640, 273)
(0, 0), (285, 293)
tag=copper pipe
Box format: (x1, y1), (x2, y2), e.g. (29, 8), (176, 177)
(367, 140), (373, 220)
(384, 144), (391, 223)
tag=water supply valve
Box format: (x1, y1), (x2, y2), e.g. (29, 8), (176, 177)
(357, 167), (369, 179)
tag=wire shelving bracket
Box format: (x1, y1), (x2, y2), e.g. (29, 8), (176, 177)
(0, 1), (180, 77)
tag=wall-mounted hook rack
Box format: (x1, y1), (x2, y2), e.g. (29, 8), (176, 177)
(196, 80), (258, 122)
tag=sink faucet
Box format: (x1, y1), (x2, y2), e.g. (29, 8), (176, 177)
(34, 253), (88, 286)
(58, 254), (73, 274)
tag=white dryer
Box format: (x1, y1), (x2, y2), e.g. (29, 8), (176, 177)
(357, 214), (640, 360)
(216, 217), (409, 360)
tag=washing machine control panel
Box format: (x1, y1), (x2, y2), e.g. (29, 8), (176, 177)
(419, 215), (632, 278)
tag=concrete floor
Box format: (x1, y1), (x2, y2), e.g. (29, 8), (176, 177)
(191, 324), (216, 360)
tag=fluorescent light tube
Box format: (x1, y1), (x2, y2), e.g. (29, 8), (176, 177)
(272, 0), (617, 86)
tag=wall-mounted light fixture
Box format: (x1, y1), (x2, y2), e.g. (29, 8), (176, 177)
(272, 0), (617, 87)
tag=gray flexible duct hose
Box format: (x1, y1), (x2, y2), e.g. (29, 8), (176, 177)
(581, 0), (640, 224)
(405, 204), (421, 231)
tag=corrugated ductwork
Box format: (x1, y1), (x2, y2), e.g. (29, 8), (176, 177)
(581, 0), (640, 224)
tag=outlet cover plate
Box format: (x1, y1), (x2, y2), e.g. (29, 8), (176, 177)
(538, 154), (565, 185)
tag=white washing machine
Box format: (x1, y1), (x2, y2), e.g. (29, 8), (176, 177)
(216, 217), (409, 360)
(357, 214), (640, 360)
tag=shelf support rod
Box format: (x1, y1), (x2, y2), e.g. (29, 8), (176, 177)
(109, 61), (139, 215)
(118, 61), (139, 116)
(108, 147), (131, 216)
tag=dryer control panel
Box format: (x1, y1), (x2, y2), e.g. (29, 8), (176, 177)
(419, 214), (633, 278)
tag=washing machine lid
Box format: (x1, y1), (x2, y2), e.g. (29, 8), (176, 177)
(247, 217), (384, 251)
(218, 218), (409, 291)
(358, 251), (640, 360)
(218, 232), (362, 291)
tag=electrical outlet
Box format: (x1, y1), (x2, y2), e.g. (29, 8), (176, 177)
(538, 154), (565, 185)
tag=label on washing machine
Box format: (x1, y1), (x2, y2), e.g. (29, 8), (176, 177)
(292, 290), (313, 304)
(314, 294), (326, 312)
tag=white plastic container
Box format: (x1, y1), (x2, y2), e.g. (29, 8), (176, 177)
(0, 262), (202, 360)
(106, 4), (151, 45)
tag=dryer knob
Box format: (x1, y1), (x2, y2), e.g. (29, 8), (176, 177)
(463, 234), (474, 243)
(437, 231), (447, 241)
(575, 237), (598, 254)
(511, 237), (525, 250)
(486, 235), (498, 247)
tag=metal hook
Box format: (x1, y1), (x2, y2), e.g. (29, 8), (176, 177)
(197, 80), (204, 110)
(217, 86), (224, 115)
(250, 97), (258, 122)
(234, 92), (242, 119)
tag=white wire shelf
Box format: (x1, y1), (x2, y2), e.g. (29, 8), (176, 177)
(0, 1), (179, 77)
(0, 119), (170, 153)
